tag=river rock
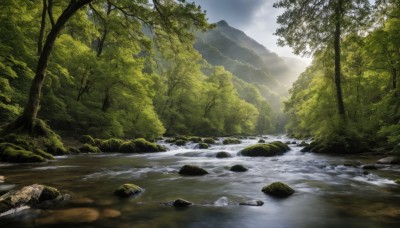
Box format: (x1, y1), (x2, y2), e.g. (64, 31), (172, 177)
(258, 139), (266, 143)
(239, 200), (264, 206)
(298, 141), (309, 147)
(197, 143), (209, 149)
(114, 184), (142, 197)
(240, 141), (290, 157)
(35, 208), (100, 225)
(223, 138), (241, 145)
(376, 157), (400, 165)
(0, 184), (62, 215)
(262, 182), (295, 198)
(101, 208), (121, 218)
(216, 151), (231, 158)
(178, 165), (208, 176)
(0, 176), (4, 183)
(213, 196), (229, 206)
(175, 139), (187, 146)
(230, 165), (248, 172)
(203, 138), (215, 144)
(173, 198), (193, 207)
(343, 161), (362, 167)
(362, 164), (378, 170)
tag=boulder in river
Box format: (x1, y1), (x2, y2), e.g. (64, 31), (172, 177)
(258, 139), (266, 143)
(0, 176), (4, 183)
(175, 139), (187, 146)
(114, 184), (143, 197)
(162, 198), (193, 207)
(223, 138), (241, 145)
(230, 165), (248, 172)
(362, 164), (378, 170)
(79, 144), (101, 153)
(239, 200), (264, 206)
(262, 182), (295, 198)
(395, 179), (400, 184)
(133, 138), (166, 153)
(178, 165), (208, 176)
(197, 143), (209, 149)
(240, 141), (290, 157)
(216, 151), (231, 158)
(0, 184), (63, 216)
(376, 157), (400, 165)
(203, 138), (215, 144)
(99, 138), (124, 152)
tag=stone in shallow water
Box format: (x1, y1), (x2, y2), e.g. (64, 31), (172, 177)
(162, 198), (193, 207)
(362, 164), (378, 170)
(178, 165), (208, 176)
(35, 208), (100, 225)
(216, 151), (231, 158)
(70, 197), (94, 205)
(101, 209), (121, 219)
(213, 197), (229, 206)
(239, 200), (264, 206)
(376, 157), (400, 164)
(114, 183), (142, 197)
(230, 165), (248, 172)
(261, 182), (295, 198)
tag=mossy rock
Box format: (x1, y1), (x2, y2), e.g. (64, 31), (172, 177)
(79, 144), (101, 153)
(175, 136), (189, 141)
(216, 151), (231, 158)
(119, 140), (138, 153)
(78, 135), (95, 145)
(0, 143), (47, 163)
(175, 139), (187, 146)
(165, 138), (176, 143)
(172, 198), (193, 207)
(189, 137), (202, 143)
(395, 179), (400, 184)
(34, 149), (54, 160)
(298, 141), (309, 147)
(114, 183), (142, 197)
(93, 139), (103, 146)
(197, 143), (209, 149)
(178, 165), (208, 176)
(262, 182), (295, 198)
(203, 138), (215, 144)
(134, 138), (166, 153)
(67, 147), (80, 154)
(223, 138), (241, 145)
(230, 165), (248, 172)
(99, 138), (124, 152)
(240, 141), (290, 157)
(38, 186), (61, 202)
(258, 139), (266, 143)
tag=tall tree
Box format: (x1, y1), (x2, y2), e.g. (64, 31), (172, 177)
(274, 0), (370, 119)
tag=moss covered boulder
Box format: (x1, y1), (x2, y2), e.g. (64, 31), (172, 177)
(78, 135), (95, 145)
(216, 151), (231, 158)
(230, 165), (248, 172)
(178, 165), (208, 176)
(262, 182), (295, 198)
(133, 138), (166, 153)
(119, 140), (138, 153)
(114, 184), (142, 197)
(99, 138), (124, 152)
(197, 143), (209, 149)
(395, 179), (400, 184)
(79, 144), (101, 153)
(258, 139), (266, 143)
(0, 143), (49, 163)
(223, 138), (241, 145)
(0, 184), (62, 215)
(175, 139), (187, 146)
(240, 141), (290, 157)
(189, 137), (202, 143)
(203, 138), (215, 144)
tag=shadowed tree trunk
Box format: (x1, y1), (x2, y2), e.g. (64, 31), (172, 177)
(3, 0), (93, 134)
(334, 0), (346, 119)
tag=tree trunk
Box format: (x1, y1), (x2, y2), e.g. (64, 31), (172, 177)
(17, 0), (92, 131)
(334, 1), (346, 119)
(392, 68), (397, 90)
(38, 0), (47, 56)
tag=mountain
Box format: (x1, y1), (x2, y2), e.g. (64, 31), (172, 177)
(195, 20), (307, 96)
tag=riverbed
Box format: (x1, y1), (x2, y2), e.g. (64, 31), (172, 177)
(1, 136), (400, 227)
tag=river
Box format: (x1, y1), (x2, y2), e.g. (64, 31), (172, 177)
(1, 135), (400, 227)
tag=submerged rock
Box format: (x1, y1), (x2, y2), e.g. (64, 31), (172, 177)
(101, 209), (121, 219)
(162, 198), (193, 207)
(213, 196), (229, 206)
(0, 184), (62, 216)
(35, 208), (100, 225)
(178, 165), (208, 176)
(114, 184), (142, 197)
(239, 200), (264, 206)
(240, 141), (290, 157)
(261, 182), (295, 198)
(216, 151), (231, 158)
(230, 165), (248, 172)
(376, 157), (400, 165)
(258, 139), (266, 143)
(362, 164), (378, 170)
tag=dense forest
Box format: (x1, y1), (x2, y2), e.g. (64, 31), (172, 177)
(0, 0), (399, 156)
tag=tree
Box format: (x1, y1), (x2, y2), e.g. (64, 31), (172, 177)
(274, 0), (370, 119)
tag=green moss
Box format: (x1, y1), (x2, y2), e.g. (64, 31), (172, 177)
(197, 143), (208, 149)
(175, 136), (189, 141)
(395, 179), (400, 184)
(240, 141), (290, 157)
(38, 186), (61, 202)
(99, 138), (124, 152)
(262, 182), (295, 198)
(79, 144), (101, 153)
(1, 147), (46, 163)
(175, 139), (187, 146)
(114, 183), (142, 197)
(78, 135), (95, 145)
(165, 138), (176, 143)
(67, 147), (80, 154)
(34, 149), (54, 160)
(178, 165), (208, 176)
(93, 139), (103, 146)
(258, 139), (266, 143)
(223, 138), (241, 145)
(119, 140), (138, 153)
(134, 138), (166, 153)
(189, 137), (202, 143)
(203, 138), (215, 144)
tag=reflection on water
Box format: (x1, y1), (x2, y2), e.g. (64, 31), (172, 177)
(1, 135), (400, 227)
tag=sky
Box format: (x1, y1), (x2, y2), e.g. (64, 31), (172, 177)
(192, 0), (312, 64)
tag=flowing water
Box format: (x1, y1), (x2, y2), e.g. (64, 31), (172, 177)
(1, 135), (400, 227)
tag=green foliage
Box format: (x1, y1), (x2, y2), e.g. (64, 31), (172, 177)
(79, 144), (101, 153)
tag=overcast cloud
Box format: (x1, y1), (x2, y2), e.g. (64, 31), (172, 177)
(192, 0), (311, 64)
